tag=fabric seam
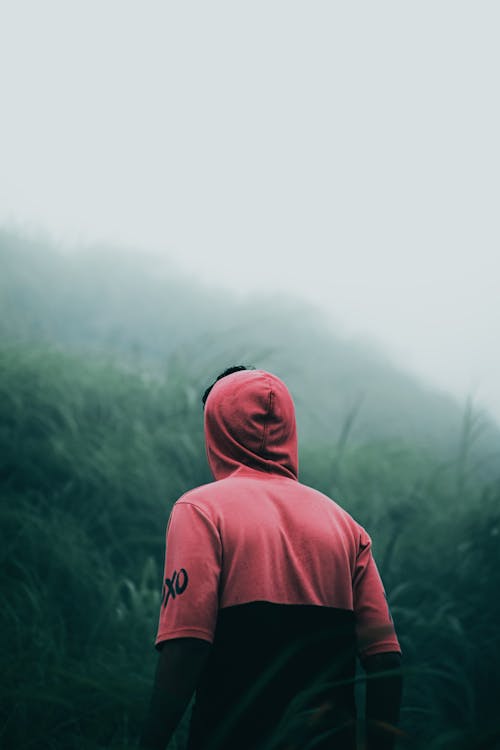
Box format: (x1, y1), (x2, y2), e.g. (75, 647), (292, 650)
(175, 500), (221, 537)
(260, 388), (274, 456)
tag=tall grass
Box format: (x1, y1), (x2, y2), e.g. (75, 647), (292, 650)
(1, 344), (499, 749)
(0, 345), (204, 749)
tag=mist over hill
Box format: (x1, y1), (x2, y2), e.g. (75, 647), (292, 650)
(2, 227), (500, 749)
(2, 228), (498, 484)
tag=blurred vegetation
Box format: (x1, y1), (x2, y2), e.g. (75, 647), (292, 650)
(1, 231), (499, 749)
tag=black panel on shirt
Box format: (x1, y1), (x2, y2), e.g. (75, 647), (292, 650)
(186, 601), (358, 750)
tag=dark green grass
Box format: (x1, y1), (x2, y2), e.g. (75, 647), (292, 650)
(1, 345), (499, 749)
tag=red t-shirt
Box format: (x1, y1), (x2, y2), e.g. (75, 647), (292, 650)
(155, 370), (400, 750)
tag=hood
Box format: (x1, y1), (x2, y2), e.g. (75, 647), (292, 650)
(204, 369), (298, 481)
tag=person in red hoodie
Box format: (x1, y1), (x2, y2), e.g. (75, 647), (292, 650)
(141, 366), (402, 750)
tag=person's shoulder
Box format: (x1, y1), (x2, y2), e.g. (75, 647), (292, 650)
(296, 480), (367, 536)
(176, 480), (216, 504)
(174, 479), (230, 519)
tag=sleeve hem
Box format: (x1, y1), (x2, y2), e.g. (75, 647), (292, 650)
(155, 627), (214, 649)
(358, 640), (402, 659)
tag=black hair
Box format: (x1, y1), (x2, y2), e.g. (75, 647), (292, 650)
(201, 365), (255, 407)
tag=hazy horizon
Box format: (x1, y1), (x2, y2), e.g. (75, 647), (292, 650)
(1, 2), (498, 424)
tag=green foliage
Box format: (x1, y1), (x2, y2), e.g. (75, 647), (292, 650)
(1, 345), (499, 748)
(1, 232), (500, 748)
(0, 346), (207, 749)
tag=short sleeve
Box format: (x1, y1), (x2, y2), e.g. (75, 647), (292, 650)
(353, 528), (401, 659)
(155, 501), (222, 648)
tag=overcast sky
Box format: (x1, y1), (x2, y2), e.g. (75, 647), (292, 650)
(1, 1), (499, 424)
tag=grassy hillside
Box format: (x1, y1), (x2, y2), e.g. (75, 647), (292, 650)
(0, 346), (201, 749)
(1, 231), (500, 748)
(1, 346), (499, 749)
(2, 228), (499, 479)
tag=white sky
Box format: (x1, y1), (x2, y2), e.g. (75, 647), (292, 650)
(1, 1), (499, 424)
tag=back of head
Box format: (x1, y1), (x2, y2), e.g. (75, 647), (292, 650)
(203, 367), (298, 481)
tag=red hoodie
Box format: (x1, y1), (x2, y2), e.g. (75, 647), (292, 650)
(156, 369), (400, 750)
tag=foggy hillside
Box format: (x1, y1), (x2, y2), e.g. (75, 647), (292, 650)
(2, 229), (498, 480)
(2, 227), (500, 750)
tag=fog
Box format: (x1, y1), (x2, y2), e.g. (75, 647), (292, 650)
(1, 1), (499, 423)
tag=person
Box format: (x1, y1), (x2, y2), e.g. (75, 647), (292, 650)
(140, 366), (402, 750)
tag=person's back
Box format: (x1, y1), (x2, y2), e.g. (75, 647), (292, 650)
(142, 368), (402, 750)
